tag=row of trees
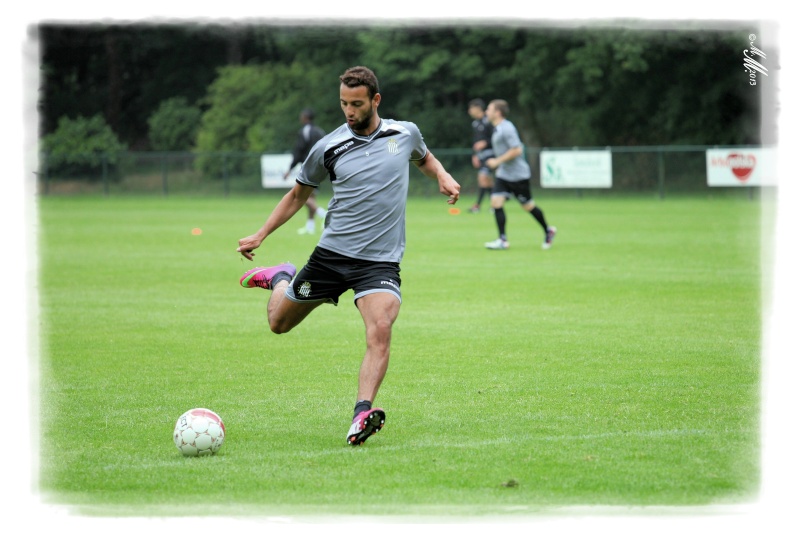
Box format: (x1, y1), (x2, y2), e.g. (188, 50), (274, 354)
(38, 21), (769, 177)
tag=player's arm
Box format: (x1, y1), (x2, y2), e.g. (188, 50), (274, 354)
(472, 139), (488, 168)
(237, 182), (315, 260)
(472, 139), (488, 152)
(414, 151), (461, 205)
(486, 145), (522, 170)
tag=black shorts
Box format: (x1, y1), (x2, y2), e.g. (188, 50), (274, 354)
(492, 177), (534, 204)
(285, 246), (402, 306)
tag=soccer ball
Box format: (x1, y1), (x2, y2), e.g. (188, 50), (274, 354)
(173, 408), (226, 457)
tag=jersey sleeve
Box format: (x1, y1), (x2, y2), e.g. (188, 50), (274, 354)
(296, 138), (328, 188)
(407, 122), (428, 162)
(504, 122), (523, 149)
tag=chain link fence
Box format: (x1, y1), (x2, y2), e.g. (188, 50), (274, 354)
(37, 145), (767, 199)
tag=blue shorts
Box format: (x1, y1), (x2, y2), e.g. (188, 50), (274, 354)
(285, 246), (402, 306)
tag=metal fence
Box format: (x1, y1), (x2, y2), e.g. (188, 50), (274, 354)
(37, 145), (768, 199)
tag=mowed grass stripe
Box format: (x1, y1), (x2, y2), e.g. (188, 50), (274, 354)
(36, 193), (761, 513)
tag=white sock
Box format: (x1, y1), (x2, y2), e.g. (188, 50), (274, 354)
(316, 207), (327, 218)
(306, 219), (315, 234)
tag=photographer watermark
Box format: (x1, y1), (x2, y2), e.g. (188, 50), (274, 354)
(744, 34), (768, 86)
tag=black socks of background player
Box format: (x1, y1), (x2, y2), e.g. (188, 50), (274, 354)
(354, 400), (372, 419)
(530, 206), (548, 232)
(496, 205), (548, 238)
(494, 207), (507, 236)
(476, 187), (492, 206)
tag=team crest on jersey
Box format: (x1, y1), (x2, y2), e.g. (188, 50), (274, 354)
(298, 281), (312, 298)
(387, 138), (399, 155)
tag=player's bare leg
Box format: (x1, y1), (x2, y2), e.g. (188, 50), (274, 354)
(240, 264), (321, 333)
(266, 280), (322, 334)
(346, 292), (399, 445)
(472, 171), (493, 213)
(299, 193), (326, 235)
(306, 194), (318, 214)
(355, 292), (400, 401)
(478, 173), (493, 191)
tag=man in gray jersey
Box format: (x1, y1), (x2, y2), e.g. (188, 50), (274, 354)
(484, 99), (556, 250)
(236, 66), (461, 446)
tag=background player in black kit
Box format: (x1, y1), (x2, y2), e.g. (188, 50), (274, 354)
(283, 108), (328, 234)
(467, 98), (495, 213)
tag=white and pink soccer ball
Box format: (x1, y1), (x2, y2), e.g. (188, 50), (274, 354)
(173, 408), (226, 457)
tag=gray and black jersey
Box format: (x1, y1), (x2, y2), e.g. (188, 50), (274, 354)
(491, 118), (531, 182)
(472, 115), (495, 163)
(297, 119), (428, 263)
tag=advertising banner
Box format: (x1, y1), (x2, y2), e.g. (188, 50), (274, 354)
(540, 150), (612, 188)
(706, 147), (777, 186)
(261, 154), (295, 188)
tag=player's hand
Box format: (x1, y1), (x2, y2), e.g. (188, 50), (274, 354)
(440, 174), (461, 205)
(486, 158), (498, 170)
(237, 235), (263, 261)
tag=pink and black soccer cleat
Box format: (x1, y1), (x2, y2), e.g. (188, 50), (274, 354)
(239, 263), (297, 290)
(346, 408), (385, 446)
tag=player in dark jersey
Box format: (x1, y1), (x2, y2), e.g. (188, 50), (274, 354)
(283, 108), (328, 235)
(237, 66), (461, 446)
(468, 99), (495, 213)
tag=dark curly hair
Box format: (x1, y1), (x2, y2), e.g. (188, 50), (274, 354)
(339, 66), (380, 99)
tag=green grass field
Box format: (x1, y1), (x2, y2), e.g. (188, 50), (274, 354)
(35, 192), (763, 518)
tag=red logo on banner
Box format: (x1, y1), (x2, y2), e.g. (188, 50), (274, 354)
(727, 153), (757, 181)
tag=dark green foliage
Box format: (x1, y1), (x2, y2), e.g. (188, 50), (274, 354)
(147, 97), (202, 151)
(38, 22), (765, 158)
(193, 63), (335, 177)
(41, 114), (127, 180)
(512, 27), (762, 147)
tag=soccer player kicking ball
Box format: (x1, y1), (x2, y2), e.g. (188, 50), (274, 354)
(236, 66), (460, 446)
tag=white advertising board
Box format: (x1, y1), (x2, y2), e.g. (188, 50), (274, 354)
(706, 147), (777, 186)
(261, 154), (296, 188)
(540, 150), (612, 188)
